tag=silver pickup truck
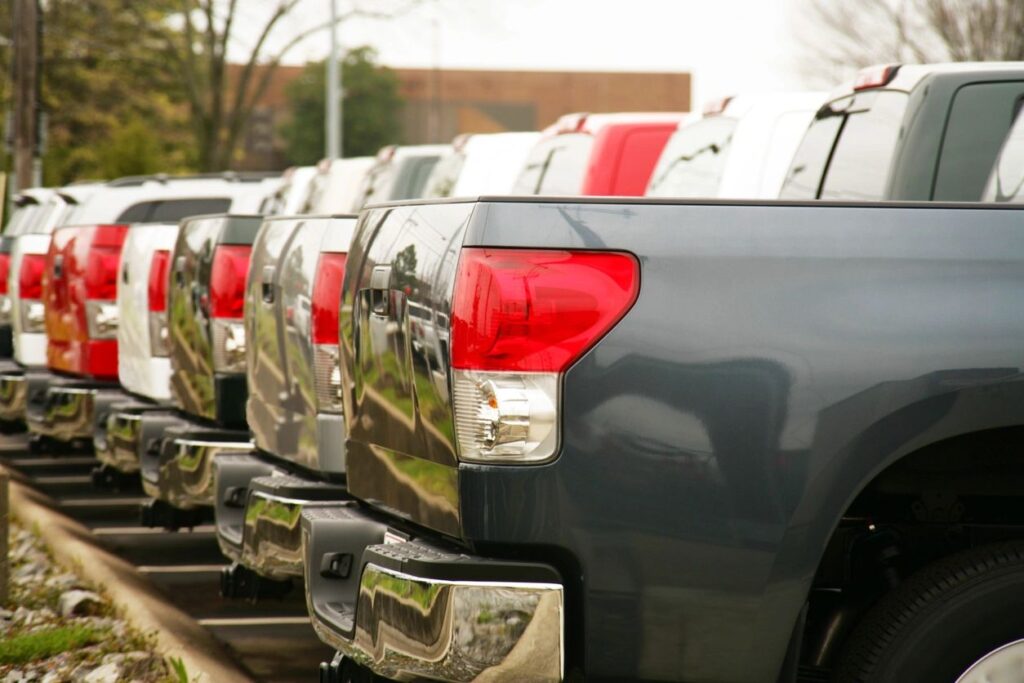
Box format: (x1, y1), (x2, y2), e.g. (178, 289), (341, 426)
(214, 214), (357, 597)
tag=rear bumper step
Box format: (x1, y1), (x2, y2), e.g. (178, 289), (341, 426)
(239, 472), (348, 581)
(213, 452), (278, 563)
(302, 505), (564, 682)
(141, 422), (252, 510)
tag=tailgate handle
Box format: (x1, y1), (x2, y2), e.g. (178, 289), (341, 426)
(369, 265), (392, 316)
(173, 256), (187, 287)
(261, 266), (275, 303)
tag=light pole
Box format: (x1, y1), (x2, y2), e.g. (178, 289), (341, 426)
(326, 0), (342, 160)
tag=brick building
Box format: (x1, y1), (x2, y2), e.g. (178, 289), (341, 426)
(236, 65), (691, 169)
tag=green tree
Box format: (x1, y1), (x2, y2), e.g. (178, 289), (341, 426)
(280, 47), (403, 165)
(131, 1), (416, 171)
(0, 0), (193, 184)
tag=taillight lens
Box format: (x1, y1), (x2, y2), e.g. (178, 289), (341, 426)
(210, 245), (251, 371)
(148, 250), (170, 357)
(312, 252), (347, 413)
(85, 245), (121, 301)
(18, 253), (45, 333)
(85, 242), (123, 340)
(0, 253), (10, 296)
(312, 253), (346, 344)
(210, 245), (250, 319)
(0, 253), (10, 324)
(450, 248), (639, 463)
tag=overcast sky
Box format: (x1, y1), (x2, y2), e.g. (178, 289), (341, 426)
(234, 0), (831, 107)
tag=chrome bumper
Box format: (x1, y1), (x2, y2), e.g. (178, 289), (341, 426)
(95, 407), (186, 475)
(303, 506), (564, 682)
(0, 372), (27, 422)
(239, 473), (347, 581)
(142, 427), (253, 509)
(27, 382), (125, 442)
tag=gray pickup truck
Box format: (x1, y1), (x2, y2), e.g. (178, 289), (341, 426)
(299, 193), (1024, 683)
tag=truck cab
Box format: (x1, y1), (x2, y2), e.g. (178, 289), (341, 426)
(511, 111), (689, 196)
(646, 92), (825, 198)
(350, 145), (449, 211)
(421, 132), (540, 198)
(303, 157), (376, 214)
(780, 62), (1024, 201)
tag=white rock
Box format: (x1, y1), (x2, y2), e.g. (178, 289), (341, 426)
(58, 590), (103, 617)
(80, 663), (120, 683)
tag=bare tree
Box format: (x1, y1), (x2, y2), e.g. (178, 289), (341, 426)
(132, 0), (416, 171)
(798, 0), (1024, 84)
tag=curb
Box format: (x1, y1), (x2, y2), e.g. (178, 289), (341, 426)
(7, 471), (255, 683)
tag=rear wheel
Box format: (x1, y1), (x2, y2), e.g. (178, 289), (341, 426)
(833, 541), (1024, 683)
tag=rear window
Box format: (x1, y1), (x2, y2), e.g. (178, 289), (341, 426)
(512, 133), (594, 195)
(115, 198), (231, 223)
(984, 108), (1024, 202)
(780, 90), (908, 200)
(392, 156), (442, 200)
(423, 151), (467, 198)
(646, 117), (737, 198)
(934, 81), (1024, 201)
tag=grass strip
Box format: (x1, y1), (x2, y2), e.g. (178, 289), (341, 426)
(0, 624), (104, 665)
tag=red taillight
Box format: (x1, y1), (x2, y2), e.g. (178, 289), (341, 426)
(0, 253), (9, 296)
(853, 64), (901, 91)
(19, 253), (46, 300)
(210, 245), (251, 319)
(451, 248), (640, 373)
(84, 246), (121, 300)
(311, 252), (347, 344)
(148, 250), (170, 313)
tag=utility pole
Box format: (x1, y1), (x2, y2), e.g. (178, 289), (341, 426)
(326, 0), (342, 160)
(12, 0), (40, 191)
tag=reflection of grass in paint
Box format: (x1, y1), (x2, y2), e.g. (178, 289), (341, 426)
(363, 570), (442, 612)
(388, 452), (457, 504)
(245, 498), (302, 528)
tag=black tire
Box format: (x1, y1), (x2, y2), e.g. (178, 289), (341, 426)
(833, 541), (1024, 682)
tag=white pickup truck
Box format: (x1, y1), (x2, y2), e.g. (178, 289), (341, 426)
(86, 175), (281, 487)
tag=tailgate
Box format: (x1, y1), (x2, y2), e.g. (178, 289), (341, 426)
(118, 223), (178, 401)
(247, 216), (357, 470)
(168, 214), (261, 421)
(341, 203), (473, 536)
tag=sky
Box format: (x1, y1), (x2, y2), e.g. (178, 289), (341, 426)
(230, 0), (834, 107)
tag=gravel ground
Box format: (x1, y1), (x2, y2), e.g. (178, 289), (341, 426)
(0, 521), (175, 683)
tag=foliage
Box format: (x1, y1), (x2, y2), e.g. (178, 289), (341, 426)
(799, 0), (1024, 83)
(279, 47), (403, 164)
(167, 655), (191, 683)
(0, 624), (104, 665)
(135, 0), (417, 171)
(0, 0), (193, 185)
